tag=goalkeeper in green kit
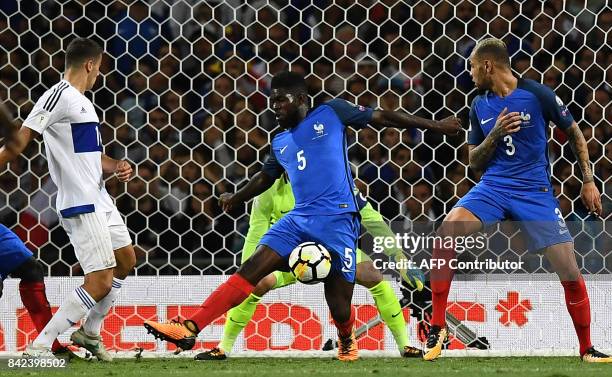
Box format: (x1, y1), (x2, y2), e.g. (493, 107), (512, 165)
(196, 174), (424, 360)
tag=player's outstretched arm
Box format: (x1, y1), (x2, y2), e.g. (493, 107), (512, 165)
(101, 154), (133, 182)
(468, 107), (521, 172)
(562, 122), (602, 216)
(219, 171), (276, 212)
(369, 110), (462, 135)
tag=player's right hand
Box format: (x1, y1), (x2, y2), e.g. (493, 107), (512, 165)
(219, 193), (235, 212)
(581, 181), (603, 217)
(491, 107), (522, 139)
(436, 116), (462, 136)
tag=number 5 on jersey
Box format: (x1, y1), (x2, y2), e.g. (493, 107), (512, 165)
(297, 150), (306, 170)
(341, 247), (353, 272)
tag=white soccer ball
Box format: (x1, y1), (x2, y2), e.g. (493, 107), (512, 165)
(288, 242), (332, 284)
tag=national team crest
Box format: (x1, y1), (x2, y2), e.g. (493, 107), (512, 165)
(312, 122), (328, 140)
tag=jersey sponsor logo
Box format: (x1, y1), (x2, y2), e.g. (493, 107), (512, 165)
(280, 145), (288, 154)
(80, 106), (87, 114)
(71, 122), (103, 153)
(481, 117), (494, 125)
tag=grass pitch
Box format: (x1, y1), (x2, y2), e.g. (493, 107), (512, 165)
(3, 357), (610, 377)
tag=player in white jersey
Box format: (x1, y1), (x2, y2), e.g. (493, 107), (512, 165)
(0, 38), (136, 361)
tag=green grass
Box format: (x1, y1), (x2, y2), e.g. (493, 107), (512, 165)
(3, 357), (610, 377)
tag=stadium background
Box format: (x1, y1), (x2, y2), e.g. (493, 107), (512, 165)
(0, 0), (610, 355)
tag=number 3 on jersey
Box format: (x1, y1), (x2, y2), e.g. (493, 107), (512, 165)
(297, 150), (306, 170)
(504, 135), (515, 156)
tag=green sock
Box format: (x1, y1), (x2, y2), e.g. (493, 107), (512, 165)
(369, 281), (409, 353)
(218, 293), (262, 353)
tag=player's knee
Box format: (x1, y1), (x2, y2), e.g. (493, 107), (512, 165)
(555, 263), (581, 282)
(13, 257), (45, 282)
(84, 270), (114, 300)
(437, 207), (481, 238)
(356, 262), (383, 289)
(253, 274), (276, 296)
(114, 246), (136, 279)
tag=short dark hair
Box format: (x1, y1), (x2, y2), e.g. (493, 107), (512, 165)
(270, 71), (307, 94)
(473, 37), (510, 68)
(65, 38), (103, 69)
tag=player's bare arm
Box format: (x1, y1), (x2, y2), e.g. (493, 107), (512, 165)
(0, 102), (18, 136)
(101, 154), (133, 182)
(563, 122), (602, 216)
(219, 171), (276, 212)
(468, 107), (521, 172)
(370, 110), (462, 135)
(0, 125), (37, 168)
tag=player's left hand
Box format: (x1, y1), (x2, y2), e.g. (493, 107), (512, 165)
(581, 181), (602, 217)
(115, 160), (133, 182)
(436, 116), (462, 136)
(394, 253), (425, 291)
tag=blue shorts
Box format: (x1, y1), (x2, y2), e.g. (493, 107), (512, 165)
(259, 212), (360, 283)
(0, 224), (33, 281)
(455, 182), (573, 251)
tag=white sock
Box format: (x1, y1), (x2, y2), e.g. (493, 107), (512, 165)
(33, 286), (95, 348)
(83, 278), (124, 337)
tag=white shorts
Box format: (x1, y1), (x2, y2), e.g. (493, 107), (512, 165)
(61, 207), (132, 275)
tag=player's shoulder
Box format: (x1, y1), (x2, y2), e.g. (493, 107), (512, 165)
(469, 93), (486, 109)
(37, 80), (79, 113)
(517, 78), (555, 98)
(270, 127), (289, 146)
(321, 98), (368, 113)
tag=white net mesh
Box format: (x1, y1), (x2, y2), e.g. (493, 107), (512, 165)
(0, 0), (610, 355)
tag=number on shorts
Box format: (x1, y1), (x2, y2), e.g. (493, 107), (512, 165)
(341, 247), (353, 272)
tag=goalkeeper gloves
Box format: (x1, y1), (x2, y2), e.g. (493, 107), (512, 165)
(394, 253), (425, 291)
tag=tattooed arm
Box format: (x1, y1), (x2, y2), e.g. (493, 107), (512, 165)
(562, 122), (602, 216)
(468, 107), (521, 172)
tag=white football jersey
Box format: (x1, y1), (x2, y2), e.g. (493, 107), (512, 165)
(23, 79), (114, 218)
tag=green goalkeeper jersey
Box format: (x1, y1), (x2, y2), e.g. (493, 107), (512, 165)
(242, 175), (403, 260)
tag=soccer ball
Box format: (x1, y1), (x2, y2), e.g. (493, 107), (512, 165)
(288, 242), (332, 284)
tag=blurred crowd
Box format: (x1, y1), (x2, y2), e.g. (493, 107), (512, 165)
(0, 0), (609, 276)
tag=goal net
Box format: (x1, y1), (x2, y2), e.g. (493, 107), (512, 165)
(0, 0), (609, 357)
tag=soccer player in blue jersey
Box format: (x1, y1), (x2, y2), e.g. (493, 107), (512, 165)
(144, 71), (462, 361)
(0, 102), (67, 355)
(423, 38), (609, 362)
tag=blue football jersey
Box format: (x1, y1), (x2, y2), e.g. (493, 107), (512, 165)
(262, 99), (373, 215)
(468, 78), (574, 190)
